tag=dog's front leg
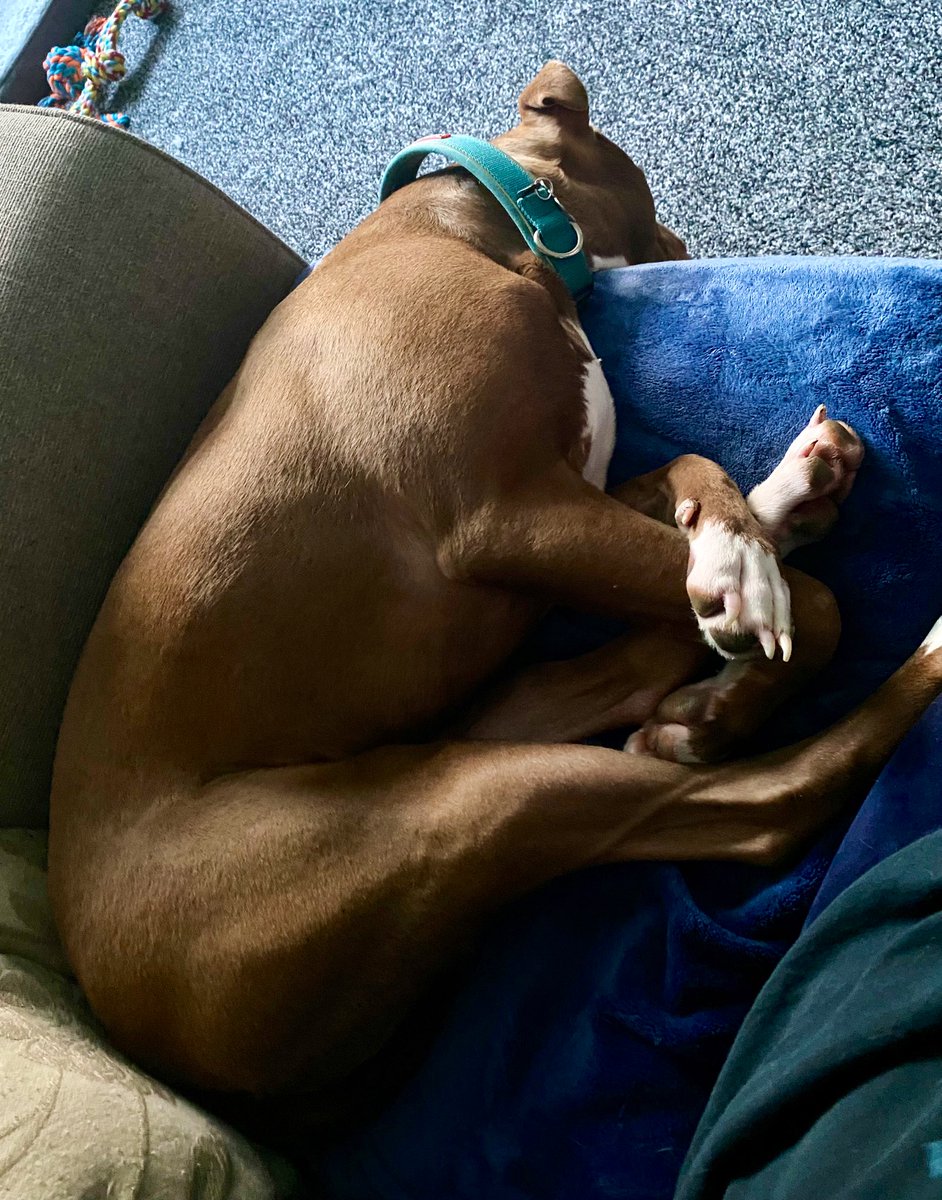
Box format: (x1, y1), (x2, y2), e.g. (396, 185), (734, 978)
(443, 461), (840, 761)
(443, 461), (792, 654)
(619, 415), (863, 763)
(442, 471), (686, 618)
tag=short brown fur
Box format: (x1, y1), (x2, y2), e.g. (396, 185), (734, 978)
(49, 64), (941, 1116)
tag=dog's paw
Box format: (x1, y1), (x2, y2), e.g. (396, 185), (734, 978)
(624, 721), (707, 763)
(748, 405), (864, 554)
(684, 520), (792, 661)
(622, 661), (754, 763)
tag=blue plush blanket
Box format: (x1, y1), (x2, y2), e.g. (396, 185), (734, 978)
(319, 257), (942, 1200)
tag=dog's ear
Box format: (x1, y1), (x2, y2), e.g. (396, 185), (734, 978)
(518, 61), (590, 132)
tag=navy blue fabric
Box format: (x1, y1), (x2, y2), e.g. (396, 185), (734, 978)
(318, 257), (942, 1200)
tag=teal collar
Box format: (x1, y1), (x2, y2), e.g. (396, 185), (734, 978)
(380, 134), (593, 304)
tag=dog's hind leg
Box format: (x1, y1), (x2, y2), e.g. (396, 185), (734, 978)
(60, 621), (942, 1111)
(457, 624), (713, 744)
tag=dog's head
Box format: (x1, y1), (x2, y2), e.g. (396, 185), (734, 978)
(494, 61), (688, 266)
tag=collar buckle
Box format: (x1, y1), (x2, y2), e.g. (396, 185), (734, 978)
(516, 176), (556, 203)
(517, 176), (584, 260)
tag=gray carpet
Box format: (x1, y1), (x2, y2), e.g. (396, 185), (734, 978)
(106, 0), (941, 263)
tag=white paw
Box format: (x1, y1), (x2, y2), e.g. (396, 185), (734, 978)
(686, 522), (792, 661)
(747, 405), (864, 553)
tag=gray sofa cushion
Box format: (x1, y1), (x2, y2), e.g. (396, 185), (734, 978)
(0, 104), (304, 827)
(0, 829), (281, 1198)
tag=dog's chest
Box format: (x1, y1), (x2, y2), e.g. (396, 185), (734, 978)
(560, 318), (616, 491)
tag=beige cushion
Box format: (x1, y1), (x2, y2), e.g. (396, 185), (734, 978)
(0, 105), (304, 828)
(0, 829), (280, 1198)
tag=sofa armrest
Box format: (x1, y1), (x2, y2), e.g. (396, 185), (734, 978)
(0, 104), (304, 827)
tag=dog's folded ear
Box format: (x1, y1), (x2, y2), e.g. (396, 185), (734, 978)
(518, 61), (590, 130)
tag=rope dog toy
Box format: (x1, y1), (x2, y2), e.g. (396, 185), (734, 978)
(38, 0), (168, 128)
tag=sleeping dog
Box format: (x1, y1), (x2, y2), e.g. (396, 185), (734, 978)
(49, 63), (940, 1119)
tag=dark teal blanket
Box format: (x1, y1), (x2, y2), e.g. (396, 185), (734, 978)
(676, 830), (942, 1200)
(319, 257), (942, 1200)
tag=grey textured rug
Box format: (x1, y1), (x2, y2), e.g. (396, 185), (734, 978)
(108, 0), (941, 263)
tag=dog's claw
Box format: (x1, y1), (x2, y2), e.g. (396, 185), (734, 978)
(779, 632), (793, 663)
(759, 629), (776, 660)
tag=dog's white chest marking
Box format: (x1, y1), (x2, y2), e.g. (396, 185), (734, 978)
(560, 317), (616, 491)
(590, 254), (630, 271)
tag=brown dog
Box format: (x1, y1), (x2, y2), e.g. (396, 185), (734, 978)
(49, 63), (940, 1119)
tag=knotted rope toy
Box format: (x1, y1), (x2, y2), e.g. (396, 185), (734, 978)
(38, 0), (168, 128)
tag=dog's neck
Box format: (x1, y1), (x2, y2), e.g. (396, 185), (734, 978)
(364, 170), (553, 276)
(424, 170), (533, 263)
